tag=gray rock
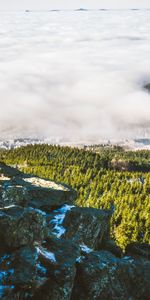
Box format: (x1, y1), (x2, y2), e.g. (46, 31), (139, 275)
(0, 164), (77, 212)
(98, 239), (123, 258)
(0, 246), (43, 299)
(11, 246), (38, 286)
(0, 181), (76, 212)
(71, 250), (150, 300)
(0, 206), (48, 248)
(62, 207), (111, 249)
(27, 183), (76, 212)
(0, 252), (15, 299)
(0, 237), (80, 300)
(0, 235), (81, 299)
(33, 236), (80, 300)
(0, 163), (22, 178)
(125, 242), (150, 260)
(0, 185), (29, 208)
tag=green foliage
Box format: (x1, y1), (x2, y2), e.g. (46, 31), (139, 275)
(0, 144), (150, 249)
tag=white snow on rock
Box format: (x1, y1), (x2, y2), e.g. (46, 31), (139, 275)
(76, 256), (83, 263)
(50, 205), (74, 238)
(80, 244), (93, 253)
(0, 175), (10, 181)
(36, 246), (56, 263)
(0, 205), (16, 210)
(36, 263), (47, 275)
(76, 244), (93, 262)
(122, 256), (135, 263)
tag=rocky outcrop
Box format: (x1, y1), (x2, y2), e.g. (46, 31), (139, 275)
(0, 163), (77, 212)
(62, 207), (111, 249)
(125, 242), (150, 260)
(0, 206), (48, 248)
(0, 163), (150, 300)
(98, 239), (123, 258)
(33, 237), (80, 300)
(71, 251), (150, 300)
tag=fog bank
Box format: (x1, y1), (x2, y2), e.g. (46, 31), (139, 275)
(0, 10), (150, 142)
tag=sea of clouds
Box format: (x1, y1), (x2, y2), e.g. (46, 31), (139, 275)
(0, 9), (150, 142)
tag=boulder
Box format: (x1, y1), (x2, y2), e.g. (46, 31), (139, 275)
(125, 242), (150, 260)
(0, 165), (77, 212)
(0, 206), (48, 248)
(10, 246), (38, 286)
(1, 179), (76, 212)
(98, 239), (123, 258)
(0, 237), (80, 300)
(0, 237), (81, 300)
(71, 250), (150, 300)
(0, 185), (29, 208)
(33, 236), (80, 300)
(62, 207), (111, 249)
(0, 245), (43, 300)
(1, 245), (150, 300)
(0, 163), (22, 178)
(25, 177), (76, 212)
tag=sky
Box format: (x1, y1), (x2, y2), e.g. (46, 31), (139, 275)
(0, 0), (150, 10)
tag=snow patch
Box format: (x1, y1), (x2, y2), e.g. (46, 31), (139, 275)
(50, 204), (74, 238)
(0, 269), (14, 282)
(123, 256), (134, 263)
(0, 175), (10, 181)
(80, 244), (93, 253)
(36, 246), (56, 263)
(37, 263), (47, 275)
(0, 205), (16, 210)
(76, 256), (83, 263)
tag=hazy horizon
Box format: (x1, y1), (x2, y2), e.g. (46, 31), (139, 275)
(1, 8), (150, 12)
(0, 0), (150, 10)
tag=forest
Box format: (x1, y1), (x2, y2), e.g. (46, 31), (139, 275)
(0, 144), (150, 249)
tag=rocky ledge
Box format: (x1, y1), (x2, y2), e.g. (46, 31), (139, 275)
(0, 163), (150, 300)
